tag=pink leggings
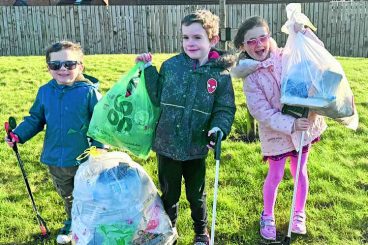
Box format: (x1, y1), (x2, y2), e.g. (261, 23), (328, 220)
(263, 151), (310, 217)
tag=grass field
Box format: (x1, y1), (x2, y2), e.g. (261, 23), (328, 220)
(0, 54), (367, 245)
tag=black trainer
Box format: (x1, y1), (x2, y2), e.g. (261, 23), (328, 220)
(194, 230), (210, 245)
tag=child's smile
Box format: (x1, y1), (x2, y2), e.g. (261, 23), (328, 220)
(242, 26), (271, 61)
(48, 49), (83, 85)
(182, 23), (214, 66)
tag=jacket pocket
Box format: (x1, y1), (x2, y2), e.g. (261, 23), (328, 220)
(155, 103), (183, 146)
(191, 109), (211, 147)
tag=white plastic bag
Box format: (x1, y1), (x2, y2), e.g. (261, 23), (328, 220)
(280, 3), (357, 128)
(71, 150), (176, 245)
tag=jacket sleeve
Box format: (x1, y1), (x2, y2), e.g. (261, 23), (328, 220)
(13, 89), (45, 143)
(209, 73), (236, 139)
(88, 88), (107, 149)
(244, 75), (295, 135)
(144, 65), (163, 107)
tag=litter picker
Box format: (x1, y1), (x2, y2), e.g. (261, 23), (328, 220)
(4, 117), (49, 238)
(267, 105), (309, 245)
(210, 130), (223, 245)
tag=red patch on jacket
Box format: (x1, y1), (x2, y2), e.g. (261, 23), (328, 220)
(207, 78), (217, 94)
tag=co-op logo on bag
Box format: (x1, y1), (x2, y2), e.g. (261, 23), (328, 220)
(107, 94), (133, 132)
(207, 78), (217, 94)
(106, 94), (150, 133)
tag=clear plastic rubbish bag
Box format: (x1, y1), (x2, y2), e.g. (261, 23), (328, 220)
(72, 150), (176, 245)
(280, 3), (357, 129)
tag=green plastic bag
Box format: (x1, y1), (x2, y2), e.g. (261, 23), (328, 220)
(97, 224), (136, 245)
(88, 62), (160, 158)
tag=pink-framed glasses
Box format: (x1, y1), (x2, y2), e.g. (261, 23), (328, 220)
(243, 34), (270, 47)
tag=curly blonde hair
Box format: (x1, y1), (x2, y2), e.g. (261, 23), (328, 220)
(181, 9), (219, 40)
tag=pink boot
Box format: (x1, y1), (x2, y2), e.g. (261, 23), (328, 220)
(260, 212), (276, 240)
(292, 211), (307, 234)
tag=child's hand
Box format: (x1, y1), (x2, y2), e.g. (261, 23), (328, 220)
(4, 132), (19, 148)
(207, 127), (222, 150)
(293, 118), (310, 132)
(135, 53), (152, 63)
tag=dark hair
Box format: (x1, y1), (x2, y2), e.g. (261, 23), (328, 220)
(181, 9), (219, 40)
(46, 41), (84, 63)
(233, 16), (270, 59)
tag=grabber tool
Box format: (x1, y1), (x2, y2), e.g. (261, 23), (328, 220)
(210, 130), (223, 245)
(4, 117), (49, 238)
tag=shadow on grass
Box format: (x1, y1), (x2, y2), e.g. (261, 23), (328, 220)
(258, 221), (307, 245)
(2, 228), (63, 245)
(0, 171), (23, 186)
(229, 133), (259, 143)
(361, 217), (368, 244)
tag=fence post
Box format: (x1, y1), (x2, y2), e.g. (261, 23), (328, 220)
(219, 0), (226, 50)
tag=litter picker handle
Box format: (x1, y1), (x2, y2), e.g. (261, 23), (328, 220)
(8, 117), (17, 130)
(4, 122), (10, 136)
(281, 105), (309, 119)
(4, 117), (19, 151)
(214, 130), (223, 161)
(4, 120), (13, 137)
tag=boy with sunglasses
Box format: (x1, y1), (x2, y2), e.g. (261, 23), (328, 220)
(5, 41), (106, 244)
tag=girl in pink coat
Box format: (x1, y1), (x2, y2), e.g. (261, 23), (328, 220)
(232, 16), (327, 241)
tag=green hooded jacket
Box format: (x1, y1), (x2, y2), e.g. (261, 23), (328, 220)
(144, 50), (236, 161)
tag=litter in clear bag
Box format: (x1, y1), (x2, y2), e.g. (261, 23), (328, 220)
(280, 3), (358, 129)
(72, 150), (176, 245)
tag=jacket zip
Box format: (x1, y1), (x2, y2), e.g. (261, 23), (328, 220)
(59, 88), (65, 166)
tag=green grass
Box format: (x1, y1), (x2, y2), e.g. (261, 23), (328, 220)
(0, 55), (367, 245)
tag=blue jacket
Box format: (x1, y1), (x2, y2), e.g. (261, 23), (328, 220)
(14, 75), (104, 167)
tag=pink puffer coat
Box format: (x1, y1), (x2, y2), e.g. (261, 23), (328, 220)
(243, 48), (327, 157)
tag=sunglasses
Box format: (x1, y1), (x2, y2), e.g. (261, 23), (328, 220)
(243, 34), (270, 47)
(47, 60), (81, 70)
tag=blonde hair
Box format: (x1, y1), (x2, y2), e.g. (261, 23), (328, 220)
(46, 41), (84, 63)
(181, 9), (219, 40)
